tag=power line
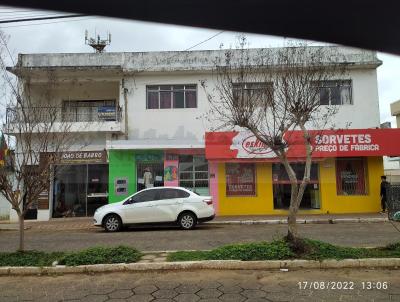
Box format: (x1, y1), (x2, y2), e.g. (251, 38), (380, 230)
(133, 30), (225, 85)
(0, 13), (75, 22)
(0, 17), (94, 28)
(0, 14), (86, 24)
(184, 31), (224, 51)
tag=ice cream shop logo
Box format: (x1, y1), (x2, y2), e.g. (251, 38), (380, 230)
(231, 132), (277, 158)
(242, 136), (271, 154)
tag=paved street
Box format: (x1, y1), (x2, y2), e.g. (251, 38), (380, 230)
(1, 222), (400, 252)
(1, 269), (399, 301)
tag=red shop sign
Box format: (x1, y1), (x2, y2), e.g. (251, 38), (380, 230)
(205, 128), (400, 160)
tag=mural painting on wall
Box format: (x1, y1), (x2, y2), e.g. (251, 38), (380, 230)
(164, 166), (178, 181)
(164, 153), (179, 186)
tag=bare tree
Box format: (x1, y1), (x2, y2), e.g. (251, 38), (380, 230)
(0, 32), (86, 251)
(202, 38), (348, 245)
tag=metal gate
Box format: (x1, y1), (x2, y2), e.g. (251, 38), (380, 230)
(387, 184), (400, 220)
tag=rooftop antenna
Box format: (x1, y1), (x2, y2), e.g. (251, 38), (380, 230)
(85, 30), (111, 53)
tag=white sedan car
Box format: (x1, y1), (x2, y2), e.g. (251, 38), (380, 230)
(94, 187), (215, 232)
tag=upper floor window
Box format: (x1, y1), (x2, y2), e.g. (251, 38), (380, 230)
(62, 100), (117, 122)
(317, 80), (352, 105)
(147, 85), (197, 109)
(232, 82), (272, 107)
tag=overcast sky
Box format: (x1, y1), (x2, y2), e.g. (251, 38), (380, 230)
(1, 7), (399, 126)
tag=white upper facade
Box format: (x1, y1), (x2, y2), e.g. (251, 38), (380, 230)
(7, 47), (382, 151)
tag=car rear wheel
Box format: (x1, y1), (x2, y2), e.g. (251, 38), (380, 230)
(104, 214), (122, 232)
(179, 212), (197, 230)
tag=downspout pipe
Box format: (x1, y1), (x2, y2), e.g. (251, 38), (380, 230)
(122, 78), (128, 140)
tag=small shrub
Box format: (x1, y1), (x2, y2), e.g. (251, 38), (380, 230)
(59, 246), (141, 266)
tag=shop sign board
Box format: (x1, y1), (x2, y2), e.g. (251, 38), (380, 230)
(205, 128), (400, 160)
(60, 151), (107, 164)
(135, 153), (164, 162)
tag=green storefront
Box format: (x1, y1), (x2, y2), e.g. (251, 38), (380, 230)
(108, 150), (164, 203)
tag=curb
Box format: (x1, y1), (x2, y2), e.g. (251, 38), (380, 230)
(208, 218), (389, 225)
(0, 258), (399, 276)
(0, 218), (391, 231)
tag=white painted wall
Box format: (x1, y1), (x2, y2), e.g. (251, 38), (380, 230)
(122, 67), (381, 146)
(0, 193), (10, 220)
(16, 48), (381, 148)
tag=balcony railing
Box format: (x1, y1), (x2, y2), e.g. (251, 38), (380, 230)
(6, 106), (122, 124)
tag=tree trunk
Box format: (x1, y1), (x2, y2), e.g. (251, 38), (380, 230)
(18, 212), (24, 251)
(280, 156), (300, 243)
(287, 206), (298, 240)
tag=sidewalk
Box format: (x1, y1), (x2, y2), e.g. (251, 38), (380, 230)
(0, 213), (390, 231)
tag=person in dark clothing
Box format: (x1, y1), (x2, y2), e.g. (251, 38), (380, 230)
(380, 175), (389, 212)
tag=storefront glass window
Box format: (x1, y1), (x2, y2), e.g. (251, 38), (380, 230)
(179, 155), (209, 195)
(137, 162), (164, 191)
(272, 163), (320, 209)
(336, 158), (367, 195)
(225, 163), (256, 196)
(53, 164), (108, 218)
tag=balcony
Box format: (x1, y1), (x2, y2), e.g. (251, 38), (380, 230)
(5, 105), (124, 134)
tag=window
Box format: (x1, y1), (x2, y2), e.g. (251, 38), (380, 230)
(146, 85), (197, 109)
(62, 100), (117, 122)
(232, 82), (272, 107)
(226, 163), (256, 196)
(317, 80), (352, 105)
(179, 155), (209, 195)
(336, 158), (367, 195)
(159, 188), (190, 199)
(131, 190), (159, 203)
(272, 163), (320, 209)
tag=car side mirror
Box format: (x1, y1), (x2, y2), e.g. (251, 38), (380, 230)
(123, 198), (134, 205)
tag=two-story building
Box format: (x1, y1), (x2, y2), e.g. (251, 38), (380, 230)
(6, 47), (400, 221)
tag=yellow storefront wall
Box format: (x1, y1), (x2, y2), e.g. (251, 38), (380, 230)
(319, 157), (383, 213)
(218, 163), (274, 215)
(217, 157), (383, 216)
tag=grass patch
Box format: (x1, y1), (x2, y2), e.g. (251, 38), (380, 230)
(301, 239), (400, 260)
(59, 246), (141, 266)
(168, 240), (294, 262)
(168, 239), (400, 262)
(0, 251), (63, 267)
(0, 246), (141, 266)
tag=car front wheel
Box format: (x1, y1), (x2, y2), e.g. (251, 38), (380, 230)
(179, 212), (197, 230)
(103, 214), (122, 232)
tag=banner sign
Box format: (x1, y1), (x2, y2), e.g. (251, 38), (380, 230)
(226, 163), (256, 196)
(98, 106), (116, 120)
(205, 128), (400, 160)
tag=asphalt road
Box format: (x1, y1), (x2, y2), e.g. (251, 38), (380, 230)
(1, 269), (399, 301)
(1, 222), (400, 252)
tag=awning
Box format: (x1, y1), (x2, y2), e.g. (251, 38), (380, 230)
(107, 139), (204, 150)
(205, 128), (400, 161)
